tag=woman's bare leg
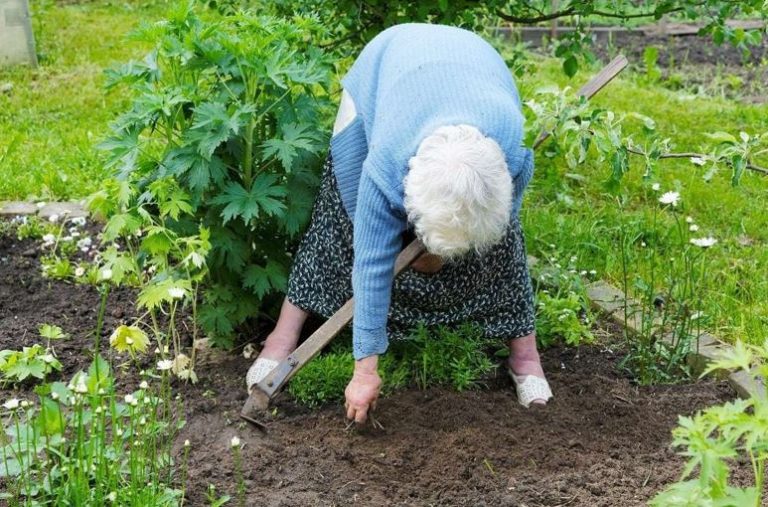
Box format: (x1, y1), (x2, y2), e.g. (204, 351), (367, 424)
(258, 299), (310, 361)
(508, 332), (547, 404)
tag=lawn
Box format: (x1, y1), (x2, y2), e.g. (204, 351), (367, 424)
(0, 0), (163, 200)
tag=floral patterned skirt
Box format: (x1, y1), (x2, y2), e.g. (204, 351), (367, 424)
(286, 155), (536, 341)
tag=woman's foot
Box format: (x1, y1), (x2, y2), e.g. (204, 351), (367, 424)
(507, 333), (551, 407)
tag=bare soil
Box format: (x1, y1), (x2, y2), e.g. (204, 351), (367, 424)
(0, 227), (752, 506)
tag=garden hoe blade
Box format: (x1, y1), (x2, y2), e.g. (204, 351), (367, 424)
(239, 55), (629, 430)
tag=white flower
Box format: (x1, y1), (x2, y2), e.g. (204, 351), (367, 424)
(139, 380), (149, 389)
(685, 216), (694, 223)
(579, 270), (587, 276)
(20, 400), (30, 408)
(74, 267), (85, 277)
(74, 379), (88, 394)
(690, 157), (706, 166)
(589, 270), (597, 275)
(77, 237), (92, 249)
(690, 237), (717, 248)
(51, 392), (59, 400)
(157, 359), (174, 371)
(100, 268), (113, 280)
(184, 439), (191, 447)
(168, 288), (185, 299)
(48, 214), (59, 223)
(230, 436), (241, 448)
(42, 233), (56, 244)
(658, 191), (680, 206)
(3, 398), (20, 410)
(106, 492), (117, 503)
(651, 183), (661, 191)
(70, 217), (87, 227)
(689, 224), (700, 232)
(124, 394), (136, 405)
(640, 242), (647, 247)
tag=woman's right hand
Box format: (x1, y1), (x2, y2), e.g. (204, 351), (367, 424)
(344, 355), (382, 424)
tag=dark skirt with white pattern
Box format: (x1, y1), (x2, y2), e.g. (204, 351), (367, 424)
(286, 155), (535, 342)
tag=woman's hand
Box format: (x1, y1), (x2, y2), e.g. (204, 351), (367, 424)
(344, 355), (381, 424)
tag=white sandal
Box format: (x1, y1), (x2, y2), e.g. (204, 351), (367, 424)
(246, 358), (279, 393)
(509, 370), (553, 408)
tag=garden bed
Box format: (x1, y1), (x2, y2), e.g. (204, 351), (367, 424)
(0, 226), (754, 505)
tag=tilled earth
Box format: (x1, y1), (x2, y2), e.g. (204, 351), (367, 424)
(0, 227), (753, 506)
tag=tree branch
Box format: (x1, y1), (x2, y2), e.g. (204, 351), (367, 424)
(496, 7), (575, 24)
(626, 148), (768, 176)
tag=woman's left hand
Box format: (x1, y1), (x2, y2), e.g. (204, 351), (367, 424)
(345, 355), (381, 424)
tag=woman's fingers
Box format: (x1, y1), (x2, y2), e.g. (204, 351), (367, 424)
(354, 404), (369, 424)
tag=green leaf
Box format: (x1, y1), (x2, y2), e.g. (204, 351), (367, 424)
(705, 131), (738, 144)
(563, 56), (579, 77)
(98, 128), (142, 179)
(38, 324), (67, 340)
(211, 175), (287, 224)
(261, 123), (323, 171)
(243, 260), (287, 298)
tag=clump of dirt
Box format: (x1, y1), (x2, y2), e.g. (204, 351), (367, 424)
(0, 223), (752, 506)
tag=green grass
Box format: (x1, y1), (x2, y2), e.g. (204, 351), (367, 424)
(2, 3), (767, 346)
(0, 0), (165, 200)
(520, 59), (768, 345)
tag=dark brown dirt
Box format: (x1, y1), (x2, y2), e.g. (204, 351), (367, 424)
(0, 224), (753, 506)
(593, 31), (768, 104)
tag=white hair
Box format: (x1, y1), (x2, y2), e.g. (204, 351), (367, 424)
(404, 124), (513, 259)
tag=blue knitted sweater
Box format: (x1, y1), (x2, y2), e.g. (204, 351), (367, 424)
(329, 23), (534, 360)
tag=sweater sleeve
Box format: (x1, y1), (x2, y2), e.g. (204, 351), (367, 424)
(351, 171), (406, 360)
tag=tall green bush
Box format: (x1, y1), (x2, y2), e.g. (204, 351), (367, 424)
(91, 4), (333, 346)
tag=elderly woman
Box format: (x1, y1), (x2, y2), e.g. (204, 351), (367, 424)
(246, 23), (552, 423)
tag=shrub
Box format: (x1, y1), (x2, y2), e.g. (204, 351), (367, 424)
(90, 4), (333, 347)
(650, 341), (768, 507)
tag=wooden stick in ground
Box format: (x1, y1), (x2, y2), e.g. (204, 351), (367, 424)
(241, 54), (629, 421)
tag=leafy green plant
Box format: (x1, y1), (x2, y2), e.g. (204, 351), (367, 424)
(0, 345), (62, 386)
(93, 4), (333, 347)
(288, 323), (497, 406)
(0, 357), (185, 505)
(650, 341), (768, 507)
(536, 291), (594, 348)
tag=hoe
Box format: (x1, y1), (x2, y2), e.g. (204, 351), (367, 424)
(241, 55), (629, 429)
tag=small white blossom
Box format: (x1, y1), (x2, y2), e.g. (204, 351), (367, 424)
(51, 392), (59, 400)
(74, 267), (85, 277)
(579, 270), (587, 276)
(230, 436), (241, 448)
(100, 268), (113, 280)
(124, 394), (136, 405)
(139, 380), (149, 389)
(42, 233), (56, 244)
(651, 183), (661, 191)
(690, 237), (717, 248)
(690, 157), (706, 166)
(658, 191), (680, 207)
(3, 398), (20, 410)
(184, 439), (191, 447)
(589, 270), (597, 275)
(48, 214), (59, 223)
(107, 492), (117, 503)
(157, 360), (174, 371)
(689, 224), (700, 232)
(77, 237), (92, 249)
(685, 216), (694, 223)
(168, 288), (185, 299)
(20, 400), (31, 408)
(74, 379), (88, 394)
